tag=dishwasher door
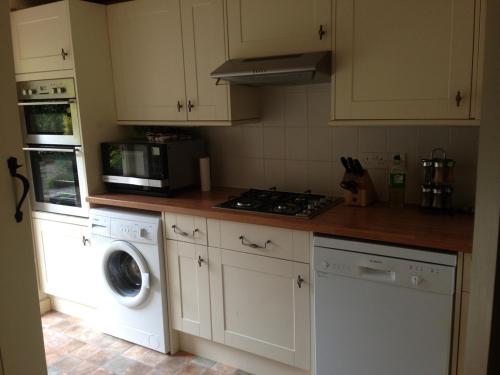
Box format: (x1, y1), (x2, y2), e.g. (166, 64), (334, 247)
(314, 245), (456, 375)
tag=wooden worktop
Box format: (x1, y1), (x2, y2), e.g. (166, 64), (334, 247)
(87, 188), (474, 253)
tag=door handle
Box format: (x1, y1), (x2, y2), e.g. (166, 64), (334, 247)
(198, 255), (204, 267)
(297, 275), (305, 288)
(61, 48), (69, 60)
(187, 100), (195, 112)
(318, 25), (326, 40)
(7, 157), (30, 223)
(455, 90), (463, 107)
(176, 100), (183, 112)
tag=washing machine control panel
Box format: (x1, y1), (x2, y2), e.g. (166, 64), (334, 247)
(110, 219), (158, 244)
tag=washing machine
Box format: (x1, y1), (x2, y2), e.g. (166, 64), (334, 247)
(90, 207), (170, 353)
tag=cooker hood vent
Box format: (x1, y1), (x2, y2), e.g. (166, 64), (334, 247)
(211, 51), (331, 86)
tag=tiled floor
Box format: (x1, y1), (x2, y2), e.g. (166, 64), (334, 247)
(42, 311), (251, 375)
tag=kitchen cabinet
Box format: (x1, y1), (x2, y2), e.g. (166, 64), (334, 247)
(334, 0), (476, 121)
(108, 0), (258, 125)
(107, 0), (186, 122)
(33, 216), (96, 307)
(209, 247), (310, 370)
(164, 213), (208, 246)
(166, 240), (211, 340)
(10, 1), (73, 74)
(226, 0), (332, 58)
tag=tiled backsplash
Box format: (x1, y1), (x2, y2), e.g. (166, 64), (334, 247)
(196, 84), (479, 207)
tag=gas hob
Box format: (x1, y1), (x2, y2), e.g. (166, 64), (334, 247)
(215, 189), (341, 218)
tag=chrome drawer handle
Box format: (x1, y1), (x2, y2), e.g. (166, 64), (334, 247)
(297, 275), (304, 288)
(192, 228), (200, 237)
(239, 235), (271, 249)
(172, 225), (188, 237)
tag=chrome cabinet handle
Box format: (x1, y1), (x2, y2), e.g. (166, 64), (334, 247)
(239, 235), (271, 249)
(197, 255), (204, 267)
(82, 235), (90, 246)
(177, 101), (183, 112)
(192, 228), (200, 237)
(61, 48), (69, 60)
(318, 25), (326, 40)
(297, 275), (304, 288)
(187, 100), (195, 112)
(172, 225), (188, 237)
(455, 90), (463, 107)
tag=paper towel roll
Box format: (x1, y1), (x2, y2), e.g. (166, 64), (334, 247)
(199, 157), (211, 192)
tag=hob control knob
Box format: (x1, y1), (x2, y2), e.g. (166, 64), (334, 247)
(27, 89), (36, 95)
(411, 275), (422, 286)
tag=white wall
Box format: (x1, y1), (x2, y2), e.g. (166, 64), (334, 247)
(198, 84), (479, 207)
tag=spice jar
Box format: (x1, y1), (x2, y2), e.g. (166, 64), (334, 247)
(443, 185), (454, 210)
(420, 185), (433, 208)
(445, 159), (456, 184)
(432, 186), (444, 209)
(433, 160), (446, 184)
(421, 159), (433, 184)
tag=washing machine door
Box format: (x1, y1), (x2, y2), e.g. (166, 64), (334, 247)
(102, 240), (151, 308)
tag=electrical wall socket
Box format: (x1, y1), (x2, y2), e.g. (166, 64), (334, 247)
(360, 152), (389, 169)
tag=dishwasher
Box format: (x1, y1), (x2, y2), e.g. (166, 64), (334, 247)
(314, 235), (457, 375)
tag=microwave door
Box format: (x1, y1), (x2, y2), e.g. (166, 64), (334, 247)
(122, 145), (149, 177)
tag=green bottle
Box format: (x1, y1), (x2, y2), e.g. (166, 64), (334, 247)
(389, 153), (406, 208)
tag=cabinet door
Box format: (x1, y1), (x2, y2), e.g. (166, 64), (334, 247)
(209, 248), (310, 370)
(166, 240), (211, 339)
(107, 0), (187, 121)
(33, 218), (96, 307)
(10, 1), (73, 74)
(227, 0), (331, 58)
(181, 0), (229, 121)
(335, 0), (475, 120)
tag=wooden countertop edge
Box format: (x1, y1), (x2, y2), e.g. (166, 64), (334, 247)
(87, 194), (473, 254)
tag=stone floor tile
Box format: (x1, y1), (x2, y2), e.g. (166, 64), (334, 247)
(122, 345), (167, 366)
(72, 343), (116, 366)
(104, 356), (153, 375)
(210, 362), (238, 374)
(176, 364), (206, 375)
(154, 355), (190, 374)
(191, 356), (216, 368)
(51, 356), (81, 372)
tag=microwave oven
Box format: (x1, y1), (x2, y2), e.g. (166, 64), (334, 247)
(101, 139), (205, 196)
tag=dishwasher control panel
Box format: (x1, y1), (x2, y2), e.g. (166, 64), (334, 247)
(315, 246), (456, 295)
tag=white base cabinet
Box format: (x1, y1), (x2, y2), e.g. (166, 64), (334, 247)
(209, 248), (310, 370)
(165, 215), (311, 370)
(166, 240), (211, 340)
(33, 216), (96, 307)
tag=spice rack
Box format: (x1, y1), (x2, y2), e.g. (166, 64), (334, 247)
(420, 148), (455, 213)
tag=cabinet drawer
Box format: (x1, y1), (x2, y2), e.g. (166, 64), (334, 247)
(212, 220), (310, 263)
(164, 213), (207, 245)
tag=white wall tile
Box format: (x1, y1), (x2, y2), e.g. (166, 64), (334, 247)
(308, 161), (334, 195)
(285, 160), (308, 192)
(417, 127), (451, 160)
(308, 128), (333, 161)
(199, 85), (478, 206)
(359, 127), (387, 152)
(286, 127), (308, 160)
(285, 90), (307, 127)
(264, 159), (286, 190)
(307, 86), (330, 127)
(263, 127), (285, 159)
(332, 127), (358, 161)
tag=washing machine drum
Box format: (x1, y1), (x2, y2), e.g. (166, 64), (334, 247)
(102, 240), (151, 308)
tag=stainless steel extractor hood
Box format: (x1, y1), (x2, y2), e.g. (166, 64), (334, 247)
(210, 51), (332, 86)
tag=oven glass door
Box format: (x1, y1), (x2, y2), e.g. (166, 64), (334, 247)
(26, 146), (88, 216)
(19, 100), (81, 145)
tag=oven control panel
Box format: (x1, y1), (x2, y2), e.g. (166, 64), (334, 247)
(17, 78), (76, 100)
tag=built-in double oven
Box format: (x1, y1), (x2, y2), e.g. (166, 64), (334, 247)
(18, 78), (88, 217)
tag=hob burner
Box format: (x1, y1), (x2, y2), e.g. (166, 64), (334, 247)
(215, 189), (341, 219)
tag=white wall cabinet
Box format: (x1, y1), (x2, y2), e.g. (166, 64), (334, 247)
(226, 0), (332, 58)
(166, 240), (211, 340)
(107, 0), (187, 122)
(33, 217), (96, 307)
(209, 247), (310, 370)
(108, 0), (258, 125)
(334, 0), (476, 121)
(10, 0), (73, 74)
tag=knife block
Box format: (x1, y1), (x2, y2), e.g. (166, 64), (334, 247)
(342, 170), (378, 207)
